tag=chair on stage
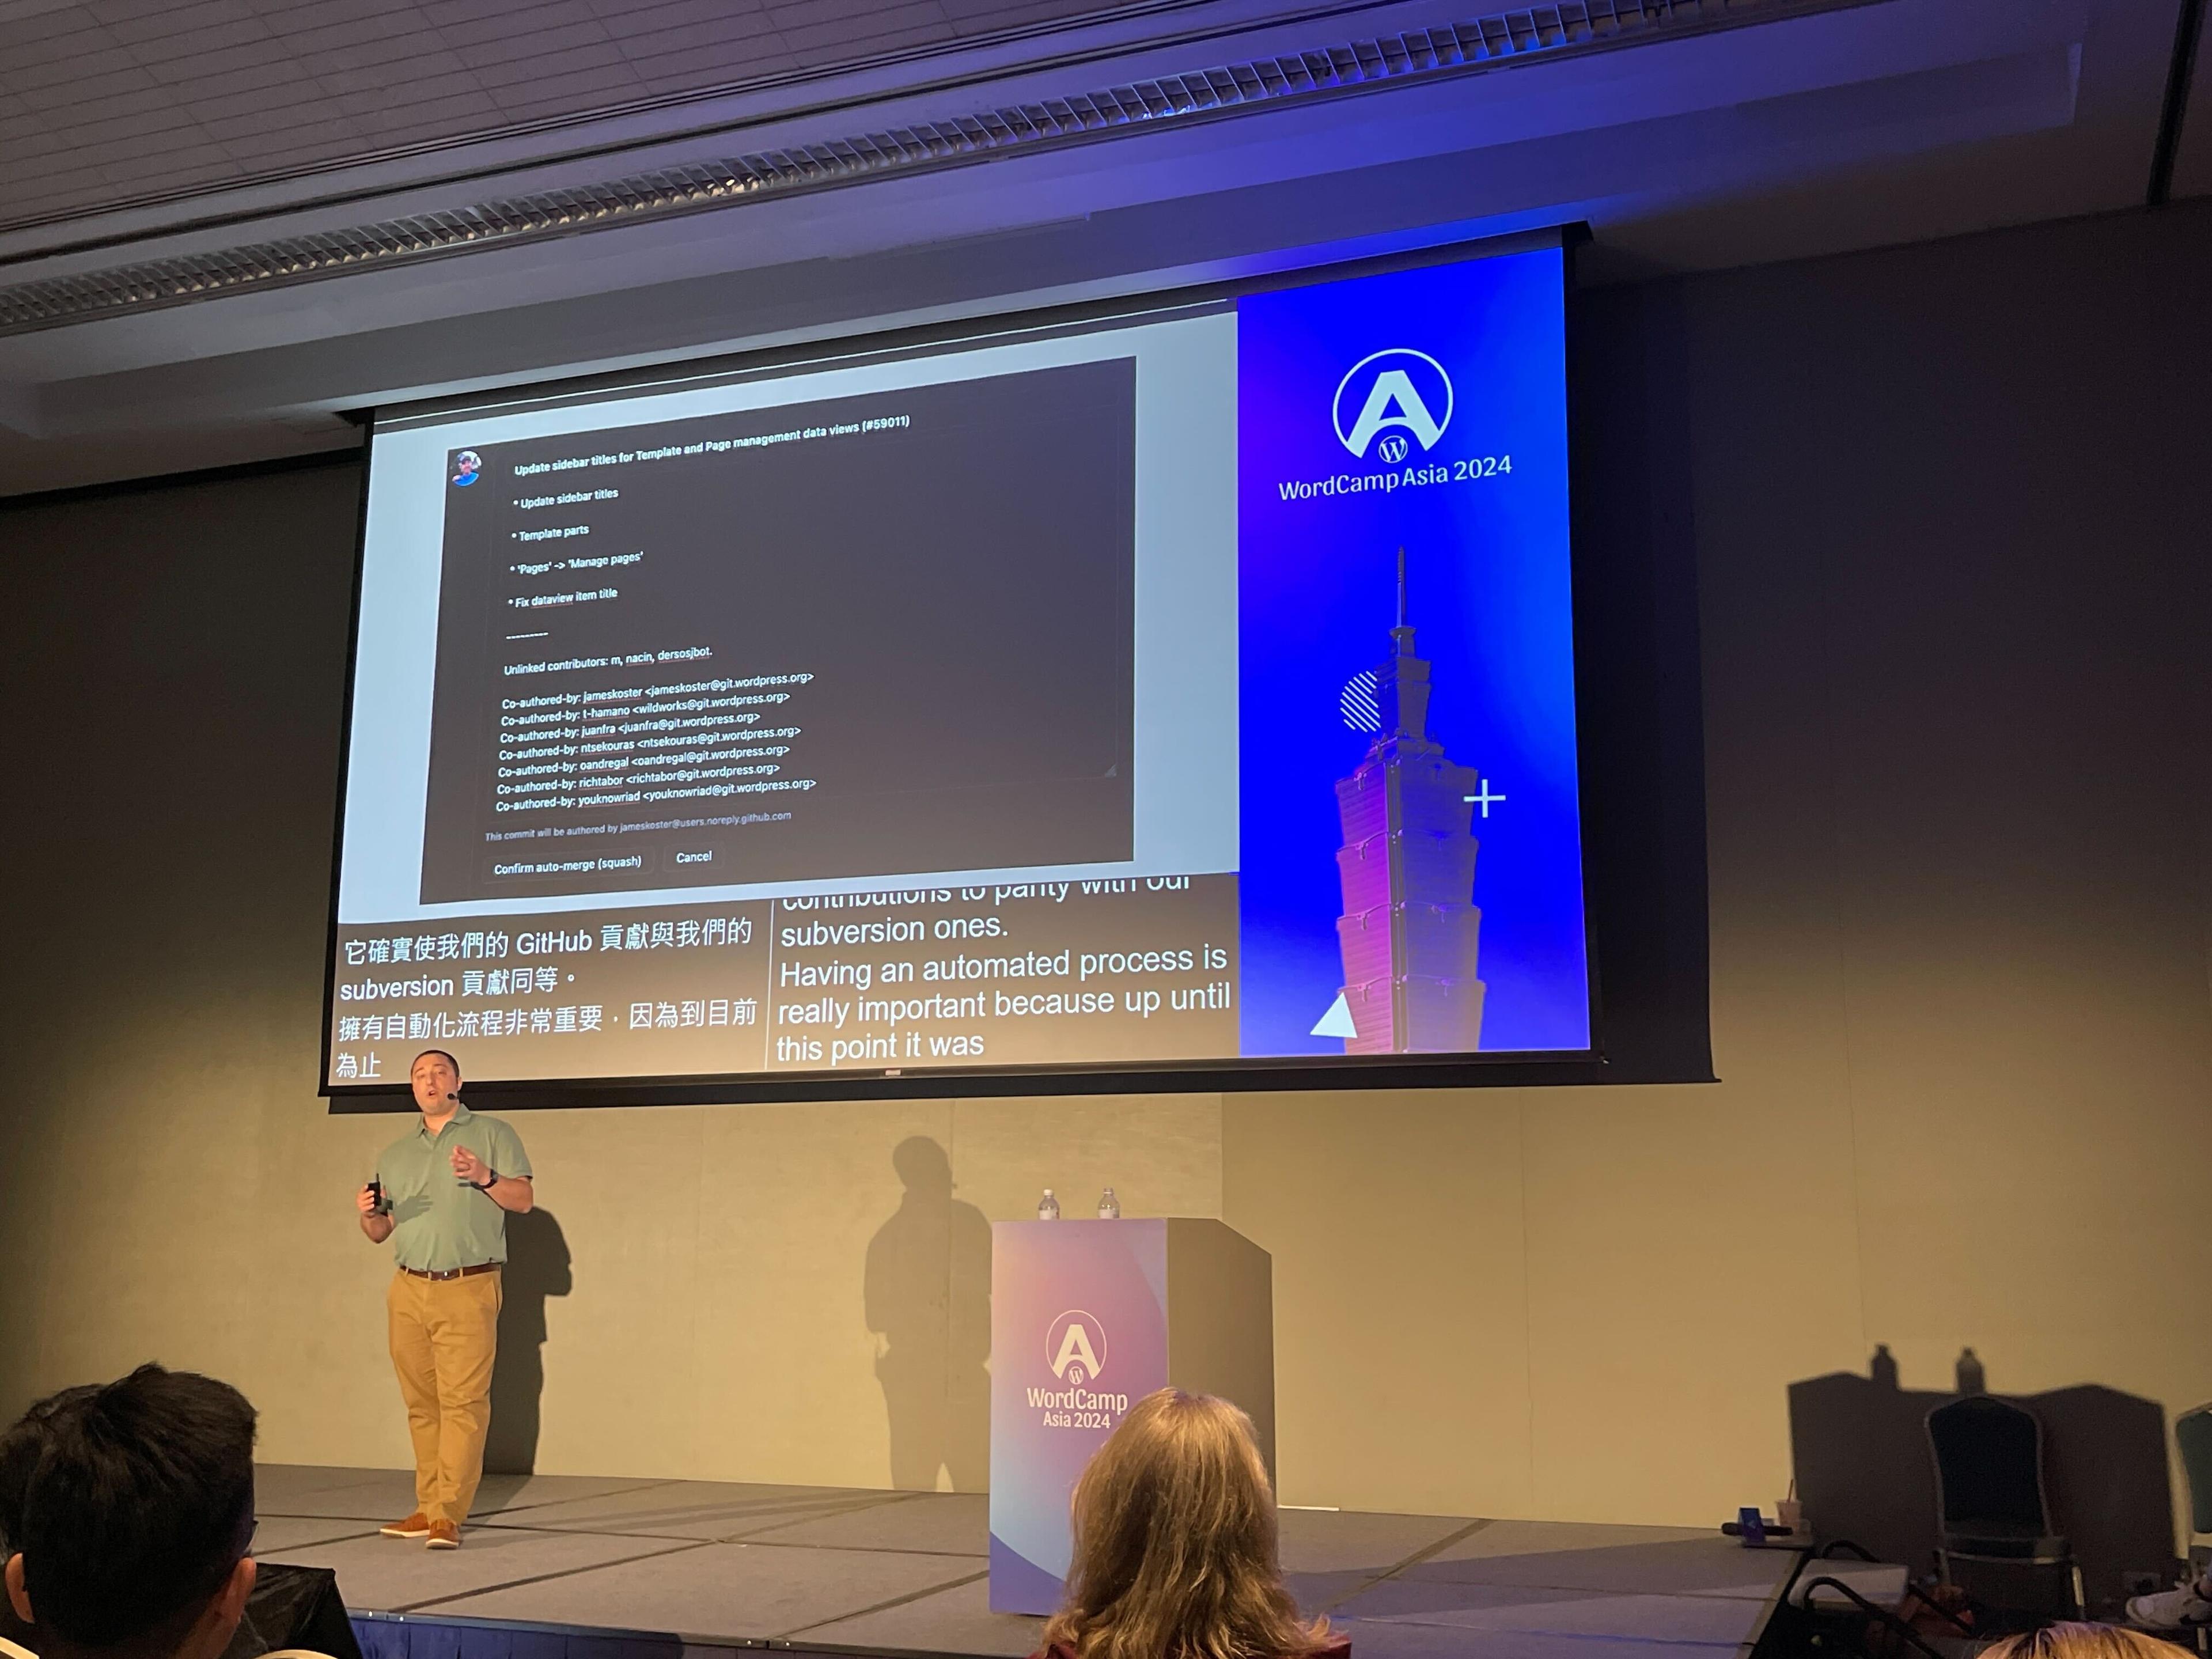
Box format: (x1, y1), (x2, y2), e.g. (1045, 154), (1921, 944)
(1925, 1392), (2084, 1619)
(2166, 1402), (2212, 1654)
(2174, 1403), (2212, 1580)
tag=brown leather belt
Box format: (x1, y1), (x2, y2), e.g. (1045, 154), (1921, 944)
(399, 1263), (501, 1281)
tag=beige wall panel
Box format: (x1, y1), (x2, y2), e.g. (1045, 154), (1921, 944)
(689, 1099), (955, 1488)
(1840, 947), (2211, 1335)
(1517, 1086), (1866, 1526)
(1222, 1090), (1535, 1518)
(948, 1093), (1224, 1224)
(518, 1104), (709, 1479)
(18, 1001), (419, 1472)
(270, 1106), (426, 1471)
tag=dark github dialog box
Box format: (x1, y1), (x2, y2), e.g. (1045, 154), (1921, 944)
(416, 357), (1138, 903)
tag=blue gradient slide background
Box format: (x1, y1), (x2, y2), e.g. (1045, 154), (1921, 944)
(1235, 247), (1591, 1055)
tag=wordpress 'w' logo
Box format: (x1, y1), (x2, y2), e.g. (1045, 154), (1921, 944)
(1046, 1310), (1107, 1386)
(1332, 349), (1453, 459)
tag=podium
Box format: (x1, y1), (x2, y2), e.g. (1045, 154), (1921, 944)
(988, 1217), (1274, 1614)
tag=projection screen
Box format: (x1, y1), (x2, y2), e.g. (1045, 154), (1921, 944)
(324, 235), (1593, 1102)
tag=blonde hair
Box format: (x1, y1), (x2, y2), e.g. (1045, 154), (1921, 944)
(1043, 1389), (1331, 1659)
(1978, 1627), (2191, 1659)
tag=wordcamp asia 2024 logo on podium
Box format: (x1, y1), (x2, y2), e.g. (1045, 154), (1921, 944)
(1029, 1310), (1129, 1430)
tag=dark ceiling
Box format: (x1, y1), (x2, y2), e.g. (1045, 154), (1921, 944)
(0, 0), (2204, 494)
(0, 0), (1152, 226)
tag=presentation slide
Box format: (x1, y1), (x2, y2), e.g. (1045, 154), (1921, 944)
(422, 361), (1137, 901)
(328, 242), (1589, 1090)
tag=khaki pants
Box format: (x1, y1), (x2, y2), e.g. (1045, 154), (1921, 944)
(387, 1268), (501, 1526)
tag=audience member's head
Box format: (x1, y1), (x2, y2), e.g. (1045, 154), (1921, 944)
(0, 1387), (94, 1565)
(1980, 1627), (2191, 1659)
(1043, 1388), (1332, 1659)
(1, 1366), (258, 1659)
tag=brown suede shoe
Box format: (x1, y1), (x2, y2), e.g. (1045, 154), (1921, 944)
(379, 1512), (432, 1539)
(426, 1519), (461, 1550)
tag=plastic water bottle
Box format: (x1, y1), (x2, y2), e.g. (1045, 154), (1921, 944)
(1037, 1188), (1060, 1221)
(1097, 1187), (1120, 1219)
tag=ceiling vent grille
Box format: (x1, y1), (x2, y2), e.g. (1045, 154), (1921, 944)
(0, 0), (1828, 335)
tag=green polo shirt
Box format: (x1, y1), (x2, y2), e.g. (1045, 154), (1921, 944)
(376, 1104), (533, 1273)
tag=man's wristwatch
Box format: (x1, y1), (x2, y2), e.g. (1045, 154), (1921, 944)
(472, 1170), (498, 1191)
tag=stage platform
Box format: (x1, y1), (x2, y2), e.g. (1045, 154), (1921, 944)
(255, 1465), (1809, 1659)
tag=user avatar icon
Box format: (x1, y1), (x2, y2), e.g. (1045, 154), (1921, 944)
(452, 449), (482, 487)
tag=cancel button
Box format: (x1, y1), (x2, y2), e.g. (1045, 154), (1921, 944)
(674, 849), (715, 865)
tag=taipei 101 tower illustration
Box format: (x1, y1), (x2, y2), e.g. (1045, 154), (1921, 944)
(1330, 550), (1486, 1052)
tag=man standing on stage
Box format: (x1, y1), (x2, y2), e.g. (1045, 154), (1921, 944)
(355, 1048), (533, 1550)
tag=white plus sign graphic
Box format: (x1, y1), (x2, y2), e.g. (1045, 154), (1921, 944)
(1464, 778), (1507, 819)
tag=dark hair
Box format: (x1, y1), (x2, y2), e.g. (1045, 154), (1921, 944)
(411, 1048), (461, 1079)
(1043, 1389), (1328, 1659)
(0, 1386), (95, 1558)
(6, 1366), (257, 1657)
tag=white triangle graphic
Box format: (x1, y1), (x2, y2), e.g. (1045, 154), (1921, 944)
(1310, 991), (1357, 1040)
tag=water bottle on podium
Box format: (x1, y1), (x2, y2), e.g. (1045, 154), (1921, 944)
(1037, 1188), (1060, 1220)
(1097, 1187), (1120, 1218)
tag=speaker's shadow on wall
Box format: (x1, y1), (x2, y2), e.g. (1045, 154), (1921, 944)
(866, 1137), (991, 1491)
(485, 1206), (571, 1476)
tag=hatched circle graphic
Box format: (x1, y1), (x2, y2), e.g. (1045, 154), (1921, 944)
(1340, 670), (1381, 732)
